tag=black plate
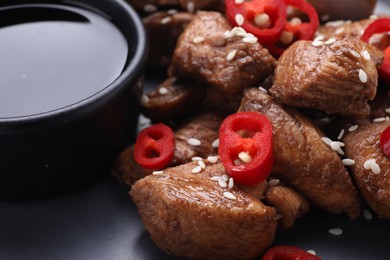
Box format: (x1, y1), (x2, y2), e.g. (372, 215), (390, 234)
(1, 2), (390, 260)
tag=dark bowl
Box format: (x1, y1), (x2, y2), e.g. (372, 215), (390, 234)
(0, 0), (147, 199)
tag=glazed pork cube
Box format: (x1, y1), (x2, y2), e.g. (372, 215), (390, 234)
(239, 88), (361, 219)
(170, 11), (277, 94)
(130, 161), (278, 259)
(343, 120), (390, 219)
(270, 38), (383, 117)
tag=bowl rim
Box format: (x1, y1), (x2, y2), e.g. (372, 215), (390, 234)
(0, 0), (147, 126)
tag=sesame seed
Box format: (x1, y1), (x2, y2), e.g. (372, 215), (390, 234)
(161, 16), (172, 24)
(290, 17), (302, 26)
(324, 38), (336, 45)
(363, 159), (374, 170)
(385, 108), (390, 114)
(191, 166), (202, 174)
(280, 30), (294, 45)
(307, 250), (317, 256)
(328, 228), (343, 236)
(211, 176), (221, 182)
(198, 160), (206, 169)
(348, 125), (359, 132)
(188, 138), (201, 146)
(363, 209), (373, 220)
(314, 36), (325, 42)
(342, 159), (355, 166)
(192, 157), (203, 162)
(337, 129), (345, 140)
(359, 69), (368, 83)
(235, 14), (245, 26)
(336, 148), (345, 156)
(235, 0), (244, 3)
(152, 171), (164, 175)
(373, 117), (386, 123)
(335, 27), (345, 35)
(227, 49), (238, 61)
(350, 50), (361, 58)
(141, 94), (150, 105)
(207, 156), (219, 164)
(218, 178), (227, 188)
(222, 174), (230, 182)
(268, 179), (280, 187)
(143, 4), (157, 13)
(326, 20), (345, 27)
(228, 178), (234, 189)
(362, 50), (371, 60)
(158, 87), (168, 95)
(242, 36), (258, 44)
(254, 13), (271, 28)
(371, 161), (381, 174)
(312, 40), (324, 47)
(330, 141), (341, 151)
(187, 1), (195, 13)
(258, 86), (268, 93)
(321, 137), (332, 146)
(223, 191), (237, 200)
(370, 14), (379, 20)
(238, 151), (252, 163)
(192, 36), (205, 44)
(167, 9), (178, 15)
(212, 139), (220, 148)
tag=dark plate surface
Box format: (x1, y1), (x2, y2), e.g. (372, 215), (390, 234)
(1, 1), (390, 260)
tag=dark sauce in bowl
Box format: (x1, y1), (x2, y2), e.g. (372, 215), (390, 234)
(0, 4), (128, 118)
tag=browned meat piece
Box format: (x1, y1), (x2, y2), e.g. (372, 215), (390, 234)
(141, 77), (206, 122)
(343, 120), (390, 219)
(178, 0), (224, 12)
(201, 85), (243, 114)
(112, 112), (222, 185)
(170, 11), (277, 94)
(270, 39), (383, 117)
(239, 88), (361, 219)
(130, 161), (278, 259)
(143, 12), (194, 70)
(265, 184), (309, 229)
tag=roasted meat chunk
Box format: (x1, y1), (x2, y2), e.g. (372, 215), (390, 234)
(170, 11), (277, 94)
(343, 120), (390, 219)
(143, 12), (194, 70)
(270, 39), (383, 117)
(130, 161), (278, 259)
(141, 77), (206, 122)
(239, 88), (361, 219)
(266, 184), (309, 229)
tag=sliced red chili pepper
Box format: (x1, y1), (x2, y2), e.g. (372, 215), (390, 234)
(380, 125), (390, 157)
(218, 112), (273, 186)
(361, 18), (390, 84)
(134, 123), (175, 170)
(225, 0), (287, 45)
(262, 245), (322, 260)
(266, 0), (319, 57)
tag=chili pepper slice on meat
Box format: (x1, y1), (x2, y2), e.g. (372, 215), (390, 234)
(361, 18), (390, 84)
(225, 0), (287, 45)
(218, 112), (273, 186)
(266, 0), (319, 57)
(262, 245), (322, 260)
(134, 123), (175, 170)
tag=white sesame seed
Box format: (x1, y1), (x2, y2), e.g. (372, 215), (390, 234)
(363, 209), (373, 220)
(238, 151), (252, 163)
(371, 161), (381, 174)
(258, 86), (268, 93)
(385, 108), (390, 114)
(223, 191), (237, 200)
(314, 35), (325, 42)
(348, 125), (359, 132)
(326, 20), (345, 27)
(324, 38), (336, 45)
(191, 166), (202, 174)
(207, 156), (219, 164)
(222, 174), (230, 182)
(337, 129), (345, 140)
(167, 9), (178, 15)
(192, 157), (203, 162)
(336, 148), (345, 156)
(268, 179), (280, 187)
(226, 49), (238, 61)
(188, 138), (201, 146)
(235, 0), (244, 3)
(359, 69), (368, 83)
(152, 171), (164, 175)
(212, 139), (220, 148)
(364, 159), (374, 170)
(144, 4), (157, 13)
(307, 250), (317, 256)
(329, 228), (343, 236)
(242, 36), (258, 44)
(141, 94), (150, 105)
(322, 137), (332, 146)
(312, 40), (324, 47)
(335, 27), (345, 35)
(192, 36), (205, 44)
(187, 1), (195, 13)
(228, 178), (234, 189)
(211, 176), (221, 182)
(198, 160), (206, 169)
(235, 14), (245, 26)
(362, 50), (371, 60)
(330, 141), (341, 151)
(158, 87), (168, 95)
(350, 50), (361, 58)
(370, 14), (379, 20)
(161, 16), (172, 24)
(373, 117), (386, 123)
(218, 178), (227, 188)
(254, 13), (271, 28)
(342, 159), (355, 166)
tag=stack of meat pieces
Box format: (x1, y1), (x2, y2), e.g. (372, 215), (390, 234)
(113, 3), (390, 259)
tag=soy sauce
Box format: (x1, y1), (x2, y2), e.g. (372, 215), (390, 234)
(0, 4), (128, 118)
